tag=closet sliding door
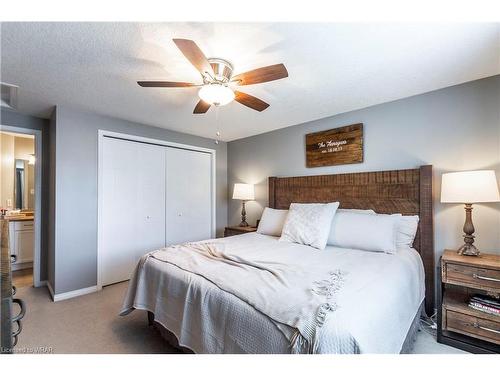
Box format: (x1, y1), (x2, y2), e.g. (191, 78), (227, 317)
(100, 135), (214, 287)
(165, 147), (213, 245)
(101, 137), (166, 286)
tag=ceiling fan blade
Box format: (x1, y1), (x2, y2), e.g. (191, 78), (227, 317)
(234, 91), (270, 112)
(193, 100), (211, 114)
(137, 81), (198, 87)
(231, 64), (288, 86)
(173, 38), (214, 77)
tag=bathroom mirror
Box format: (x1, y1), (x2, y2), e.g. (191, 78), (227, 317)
(14, 158), (34, 210)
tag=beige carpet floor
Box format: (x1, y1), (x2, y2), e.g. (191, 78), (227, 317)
(14, 282), (180, 354)
(12, 282), (466, 354)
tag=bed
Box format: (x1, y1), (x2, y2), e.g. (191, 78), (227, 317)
(121, 165), (434, 354)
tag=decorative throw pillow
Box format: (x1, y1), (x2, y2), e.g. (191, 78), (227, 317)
(279, 202), (339, 250)
(257, 208), (289, 237)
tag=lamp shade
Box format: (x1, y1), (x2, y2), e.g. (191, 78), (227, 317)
(441, 170), (500, 203)
(232, 183), (255, 200)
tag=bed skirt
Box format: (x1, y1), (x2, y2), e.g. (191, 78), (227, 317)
(400, 302), (423, 354)
(147, 301), (423, 354)
(148, 312), (194, 353)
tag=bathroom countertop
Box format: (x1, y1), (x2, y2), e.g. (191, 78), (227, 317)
(2, 216), (34, 222)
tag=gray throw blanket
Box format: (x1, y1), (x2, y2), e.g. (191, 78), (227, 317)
(146, 240), (346, 353)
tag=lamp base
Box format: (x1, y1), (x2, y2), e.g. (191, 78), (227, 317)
(457, 204), (480, 256)
(457, 242), (480, 256)
(239, 200), (248, 227)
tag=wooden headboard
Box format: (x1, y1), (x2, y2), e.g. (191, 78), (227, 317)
(269, 165), (434, 316)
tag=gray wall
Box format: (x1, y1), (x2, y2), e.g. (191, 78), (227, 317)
(52, 106), (227, 294)
(228, 75), (500, 266)
(1, 108), (50, 282)
(1, 109), (48, 130)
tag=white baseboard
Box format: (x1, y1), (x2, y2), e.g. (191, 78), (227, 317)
(46, 281), (55, 300)
(52, 285), (98, 302)
(34, 280), (47, 288)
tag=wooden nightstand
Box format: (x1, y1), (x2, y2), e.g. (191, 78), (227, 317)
(437, 250), (500, 353)
(224, 226), (257, 237)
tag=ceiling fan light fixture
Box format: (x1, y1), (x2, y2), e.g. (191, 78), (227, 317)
(198, 84), (235, 106)
(138, 39), (288, 113)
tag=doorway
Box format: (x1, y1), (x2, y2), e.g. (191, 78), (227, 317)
(0, 125), (42, 287)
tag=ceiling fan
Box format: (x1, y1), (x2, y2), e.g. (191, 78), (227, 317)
(137, 39), (289, 114)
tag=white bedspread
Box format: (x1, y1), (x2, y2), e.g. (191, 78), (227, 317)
(121, 233), (425, 354)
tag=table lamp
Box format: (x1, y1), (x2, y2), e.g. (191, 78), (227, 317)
(232, 183), (255, 227)
(441, 170), (500, 256)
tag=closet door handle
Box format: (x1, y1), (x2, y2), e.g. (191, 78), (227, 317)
(11, 254), (17, 263)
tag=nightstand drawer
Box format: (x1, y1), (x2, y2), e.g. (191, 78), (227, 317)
(224, 226), (257, 237)
(444, 263), (500, 291)
(445, 310), (500, 345)
(224, 228), (244, 237)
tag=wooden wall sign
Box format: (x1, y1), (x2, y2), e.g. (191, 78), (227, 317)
(306, 123), (363, 168)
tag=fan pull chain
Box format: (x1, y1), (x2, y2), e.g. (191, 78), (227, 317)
(214, 105), (221, 144)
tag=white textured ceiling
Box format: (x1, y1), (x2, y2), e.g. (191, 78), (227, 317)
(1, 22), (499, 141)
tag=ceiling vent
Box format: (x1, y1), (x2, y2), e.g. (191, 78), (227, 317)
(1, 82), (18, 110)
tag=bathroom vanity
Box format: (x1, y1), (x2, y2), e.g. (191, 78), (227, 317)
(7, 216), (34, 271)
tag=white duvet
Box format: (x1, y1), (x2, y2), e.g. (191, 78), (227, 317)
(121, 233), (425, 354)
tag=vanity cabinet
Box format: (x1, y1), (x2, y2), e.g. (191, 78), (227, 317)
(9, 220), (34, 266)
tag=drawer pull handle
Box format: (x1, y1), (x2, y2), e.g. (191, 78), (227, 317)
(472, 323), (500, 334)
(473, 274), (500, 283)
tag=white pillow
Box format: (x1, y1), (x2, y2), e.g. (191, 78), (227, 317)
(394, 215), (419, 249)
(337, 208), (376, 214)
(327, 211), (398, 253)
(279, 202), (339, 250)
(374, 213), (420, 250)
(257, 208), (289, 237)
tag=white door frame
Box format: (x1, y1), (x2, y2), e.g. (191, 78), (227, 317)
(97, 130), (217, 290)
(0, 124), (43, 287)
